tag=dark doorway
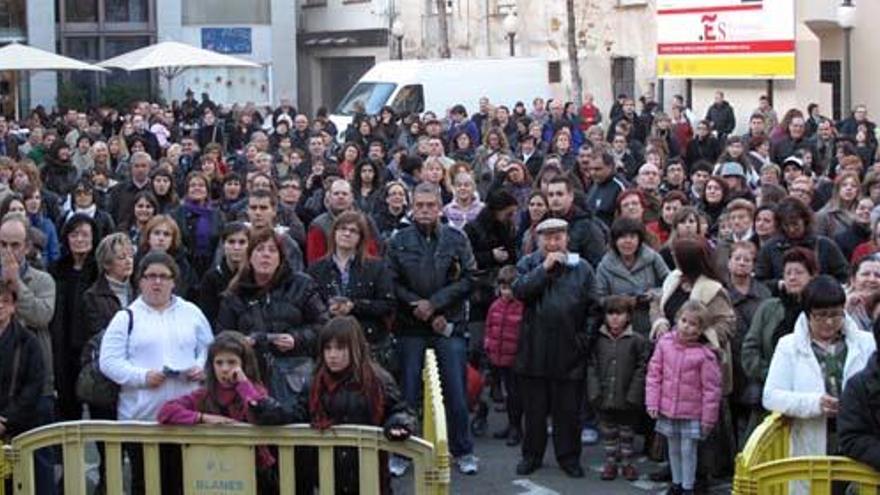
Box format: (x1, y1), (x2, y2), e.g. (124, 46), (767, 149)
(322, 57), (375, 111)
(820, 60), (842, 121)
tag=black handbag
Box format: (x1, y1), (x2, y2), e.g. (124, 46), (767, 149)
(76, 309), (133, 410)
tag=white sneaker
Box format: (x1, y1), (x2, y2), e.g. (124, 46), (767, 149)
(389, 455), (410, 477)
(581, 427), (599, 445)
(456, 454), (480, 475)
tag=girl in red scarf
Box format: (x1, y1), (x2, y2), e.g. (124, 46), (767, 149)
(309, 316), (417, 494)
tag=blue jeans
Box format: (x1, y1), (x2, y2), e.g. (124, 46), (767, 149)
(35, 395), (57, 495)
(397, 335), (473, 457)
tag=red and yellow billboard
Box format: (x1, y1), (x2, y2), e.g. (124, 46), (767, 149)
(656, 0), (796, 79)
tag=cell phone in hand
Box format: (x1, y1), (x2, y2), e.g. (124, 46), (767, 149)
(162, 366), (183, 377)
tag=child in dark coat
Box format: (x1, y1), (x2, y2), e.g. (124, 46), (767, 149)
(483, 265), (524, 445)
(587, 295), (650, 481)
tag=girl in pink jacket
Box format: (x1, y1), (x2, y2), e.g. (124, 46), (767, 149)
(158, 331), (276, 491)
(645, 300), (722, 495)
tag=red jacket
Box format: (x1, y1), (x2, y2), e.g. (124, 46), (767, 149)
(483, 296), (524, 368)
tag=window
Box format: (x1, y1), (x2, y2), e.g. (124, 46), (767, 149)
(65, 0), (97, 22)
(66, 37), (99, 60)
(302, 0), (327, 6)
(183, 0), (271, 25)
(0, 0), (26, 30)
(334, 82), (397, 116)
(548, 61), (561, 83)
(391, 85), (425, 115)
(821, 60), (842, 121)
(612, 57), (635, 100)
(106, 0), (148, 22)
(430, 0), (454, 15)
(105, 37), (151, 90)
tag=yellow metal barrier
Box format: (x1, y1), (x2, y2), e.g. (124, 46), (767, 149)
(734, 412), (880, 494)
(0, 349), (450, 495)
(0, 443), (10, 495)
(422, 348), (451, 493)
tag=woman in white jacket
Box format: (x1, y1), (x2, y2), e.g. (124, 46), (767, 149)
(100, 250), (213, 494)
(763, 275), (875, 494)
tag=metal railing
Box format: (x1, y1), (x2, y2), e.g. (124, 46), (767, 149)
(2, 349), (450, 495)
(734, 412), (880, 494)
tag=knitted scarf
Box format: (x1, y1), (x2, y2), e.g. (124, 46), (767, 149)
(309, 365), (384, 431)
(184, 199), (213, 256)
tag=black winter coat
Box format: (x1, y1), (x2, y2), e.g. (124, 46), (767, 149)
(81, 275), (125, 357)
(755, 234), (849, 290)
(306, 256), (395, 345)
(197, 261), (235, 326)
(705, 101), (736, 136)
(513, 251), (598, 380)
(215, 269), (328, 359)
(251, 366), (417, 495)
(49, 257), (98, 364)
(464, 211), (517, 321)
(386, 224), (475, 338)
(839, 354), (880, 471)
(686, 135), (722, 169)
(0, 321), (46, 437)
(555, 205), (608, 268)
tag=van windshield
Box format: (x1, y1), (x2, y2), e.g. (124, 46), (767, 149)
(334, 82), (397, 116)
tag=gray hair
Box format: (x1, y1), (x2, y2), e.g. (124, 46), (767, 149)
(1, 212), (30, 242)
(95, 233), (133, 276)
(130, 151), (153, 167)
(412, 182), (442, 204)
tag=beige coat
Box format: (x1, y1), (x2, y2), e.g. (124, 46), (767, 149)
(650, 271), (737, 395)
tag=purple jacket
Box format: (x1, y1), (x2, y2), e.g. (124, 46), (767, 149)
(645, 331), (722, 428)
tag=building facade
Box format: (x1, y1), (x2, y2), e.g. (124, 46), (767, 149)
(296, 0), (398, 116)
(299, 0), (879, 136)
(10, 0), (297, 111)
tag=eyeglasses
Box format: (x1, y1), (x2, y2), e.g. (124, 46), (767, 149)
(809, 309), (845, 322)
(336, 226), (361, 236)
(142, 273), (174, 282)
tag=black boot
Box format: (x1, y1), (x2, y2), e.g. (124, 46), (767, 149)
(666, 484), (683, 495)
(506, 427), (522, 446)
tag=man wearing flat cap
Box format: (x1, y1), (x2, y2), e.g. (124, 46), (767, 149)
(513, 216), (598, 478)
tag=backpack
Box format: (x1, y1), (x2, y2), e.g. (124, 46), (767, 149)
(75, 309), (133, 410)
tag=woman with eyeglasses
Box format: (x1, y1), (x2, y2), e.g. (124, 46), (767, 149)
(307, 212), (396, 371)
(100, 251), (213, 495)
(762, 275), (875, 494)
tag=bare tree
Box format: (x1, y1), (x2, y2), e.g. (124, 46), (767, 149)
(437, 0), (451, 58)
(566, 0), (583, 107)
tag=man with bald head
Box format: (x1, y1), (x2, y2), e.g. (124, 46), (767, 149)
(305, 179), (379, 264)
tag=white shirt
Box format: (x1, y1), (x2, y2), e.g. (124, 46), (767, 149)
(100, 296), (213, 420)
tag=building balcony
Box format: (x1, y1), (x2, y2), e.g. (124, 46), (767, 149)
(800, 0), (850, 32)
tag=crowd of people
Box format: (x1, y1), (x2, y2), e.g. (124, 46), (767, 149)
(2, 86), (880, 495)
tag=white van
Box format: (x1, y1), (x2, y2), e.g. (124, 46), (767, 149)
(330, 57), (556, 139)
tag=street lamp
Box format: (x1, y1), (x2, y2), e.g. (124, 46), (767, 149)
(837, 0), (856, 117)
(503, 12), (518, 57)
(391, 19), (405, 60)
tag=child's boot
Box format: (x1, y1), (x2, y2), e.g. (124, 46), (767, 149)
(600, 462), (618, 481)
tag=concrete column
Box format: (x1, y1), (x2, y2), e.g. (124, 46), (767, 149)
(27, 0), (56, 109)
(270, 0), (296, 107)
